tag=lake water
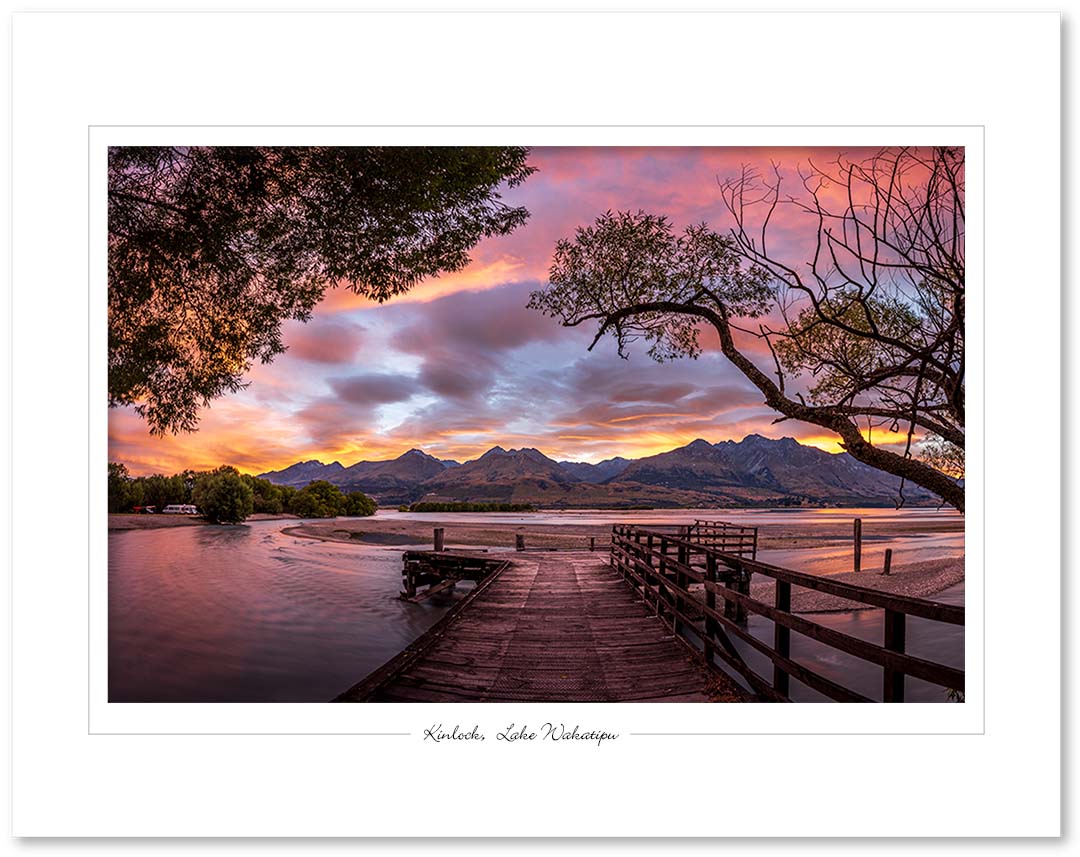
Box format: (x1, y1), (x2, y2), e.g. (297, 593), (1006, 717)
(108, 519), (478, 702)
(108, 508), (964, 703)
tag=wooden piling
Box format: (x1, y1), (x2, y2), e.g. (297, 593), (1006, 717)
(773, 580), (792, 696)
(590, 536), (595, 552)
(883, 609), (907, 702)
(515, 534), (525, 552)
(704, 552), (717, 664)
(853, 518), (863, 573)
(882, 548), (893, 576)
(434, 527), (445, 552)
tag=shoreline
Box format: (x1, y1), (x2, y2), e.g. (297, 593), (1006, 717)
(285, 515), (964, 611)
(108, 512), (301, 531)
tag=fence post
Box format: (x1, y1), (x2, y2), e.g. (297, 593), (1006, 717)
(734, 565), (750, 625)
(883, 609), (907, 702)
(704, 552), (718, 665)
(774, 580), (791, 698)
(724, 561), (738, 622)
(853, 518), (863, 573)
(646, 533), (659, 616)
(661, 537), (679, 635)
(434, 528), (445, 552)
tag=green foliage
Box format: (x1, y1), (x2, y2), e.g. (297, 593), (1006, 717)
(109, 462), (298, 519)
(191, 466), (254, 524)
(529, 210), (773, 362)
(241, 474), (284, 514)
(277, 484), (298, 513)
(290, 480), (348, 518)
(774, 290), (924, 405)
(407, 501), (535, 513)
(110, 146), (536, 434)
(108, 462), (132, 513)
(345, 491), (378, 517)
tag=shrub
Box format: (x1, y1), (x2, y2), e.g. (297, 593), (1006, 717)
(192, 466), (255, 523)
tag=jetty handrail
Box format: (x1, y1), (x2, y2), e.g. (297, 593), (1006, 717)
(685, 519), (759, 559)
(609, 525), (964, 703)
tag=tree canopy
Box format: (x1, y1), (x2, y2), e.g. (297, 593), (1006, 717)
(109, 146), (535, 434)
(191, 466), (254, 523)
(529, 148), (964, 511)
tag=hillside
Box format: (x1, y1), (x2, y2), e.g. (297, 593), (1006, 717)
(258, 435), (944, 508)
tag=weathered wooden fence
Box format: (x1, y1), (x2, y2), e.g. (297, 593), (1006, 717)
(687, 519), (758, 559)
(610, 524), (964, 702)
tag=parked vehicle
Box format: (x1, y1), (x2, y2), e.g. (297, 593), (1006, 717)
(162, 504), (199, 515)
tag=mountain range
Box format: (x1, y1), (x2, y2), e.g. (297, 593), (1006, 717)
(257, 435), (939, 509)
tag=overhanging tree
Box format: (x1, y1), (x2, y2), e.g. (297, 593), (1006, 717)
(110, 146), (535, 434)
(528, 147), (964, 511)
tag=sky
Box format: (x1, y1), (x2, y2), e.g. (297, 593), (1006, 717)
(109, 146), (923, 476)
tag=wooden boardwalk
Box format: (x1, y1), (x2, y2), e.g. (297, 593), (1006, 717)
(337, 551), (744, 702)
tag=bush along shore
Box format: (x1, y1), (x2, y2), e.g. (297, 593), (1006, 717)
(108, 463), (377, 524)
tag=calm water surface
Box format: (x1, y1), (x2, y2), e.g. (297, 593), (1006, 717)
(108, 519), (489, 702)
(109, 508), (964, 702)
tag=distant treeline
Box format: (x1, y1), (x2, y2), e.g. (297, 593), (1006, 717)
(401, 501), (536, 513)
(109, 463), (377, 523)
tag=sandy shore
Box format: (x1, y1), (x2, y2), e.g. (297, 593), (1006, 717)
(286, 513), (962, 551)
(108, 512), (300, 531)
(287, 514), (964, 611)
(748, 558), (964, 613)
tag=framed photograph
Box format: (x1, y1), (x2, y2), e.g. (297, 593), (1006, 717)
(8, 7), (1061, 842)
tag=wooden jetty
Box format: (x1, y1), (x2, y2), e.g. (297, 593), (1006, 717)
(400, 548), (508, 602)
(336, 519), (964, 703)
(336, 550), (745, 702)
(610, 522), (965, 702)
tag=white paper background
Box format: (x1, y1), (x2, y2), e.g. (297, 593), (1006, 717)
(5, 3), (1062, 846)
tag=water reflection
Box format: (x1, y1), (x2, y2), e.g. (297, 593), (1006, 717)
(725, 583), (965, 702)
(109, 520), (463, 702)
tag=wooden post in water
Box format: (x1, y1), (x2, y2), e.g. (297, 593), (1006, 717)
(882, 548), (893, 576)
(853, 518), (863, 573)
(434, 527), (445, 552)
(590, 536), (595, 552)
(403, 555), (417, 599)
(515, 534), (525, 552)
(734, 565), (750, 625)
(883, 609), (907, 702)
(773, 580), (791, 697)
(704, 552), (717, 664)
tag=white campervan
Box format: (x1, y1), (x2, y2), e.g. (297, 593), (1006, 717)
(162, 504), (199, 515)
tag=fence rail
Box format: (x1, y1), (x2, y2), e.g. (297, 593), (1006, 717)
(609, 524), (963, 703)
(687, 519), (758, 559)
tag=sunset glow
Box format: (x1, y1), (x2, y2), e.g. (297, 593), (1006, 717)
(109, 146), (915, 476)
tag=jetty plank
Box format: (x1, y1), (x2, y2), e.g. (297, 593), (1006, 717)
(337, 551), (744, 702)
